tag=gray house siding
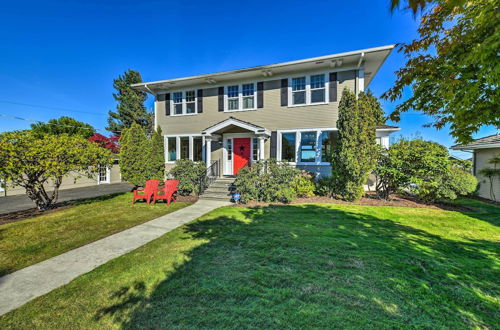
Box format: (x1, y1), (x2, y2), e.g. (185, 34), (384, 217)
(155, 70), (356, 135)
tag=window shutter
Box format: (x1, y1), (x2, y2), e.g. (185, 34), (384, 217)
(329, 73), (337, 102)
(280, 79), (288, 106)
(165, 93), (171, 116)
(197, 89), (203, 113)
(270, 131), (277, 158)
(218, 87), (224, 112)
(257, 81), (264, 108)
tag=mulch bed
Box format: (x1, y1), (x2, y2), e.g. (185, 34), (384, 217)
(234, 192), (474, 212)
(0, 195), (199, 226)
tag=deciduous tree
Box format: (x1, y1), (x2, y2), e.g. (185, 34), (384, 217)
(31, 116), (95, 139)
(0, 130), (112, 210)
(384, 0), (500, 143)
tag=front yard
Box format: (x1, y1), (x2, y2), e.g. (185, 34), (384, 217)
(0, 193), (192, 276)
(0, 198), (498, 328)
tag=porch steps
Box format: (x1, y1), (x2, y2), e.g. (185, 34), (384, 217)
(199, 176), (235, 202)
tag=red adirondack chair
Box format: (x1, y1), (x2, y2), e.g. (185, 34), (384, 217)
(153, 180), (179, 205)
(132, 180), (160, 204)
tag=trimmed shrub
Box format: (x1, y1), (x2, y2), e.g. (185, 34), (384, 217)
(417, 166), (477, 201)
(290, 172), (315, 198)
(169, 159), (206, 196)
(315, 177), (335, 197)
(234, 159), (301, 203)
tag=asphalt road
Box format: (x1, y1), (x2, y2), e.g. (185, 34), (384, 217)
(0, 183), (134, 215)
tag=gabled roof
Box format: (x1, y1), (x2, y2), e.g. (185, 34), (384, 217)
(451, 134), (500, 150)
(132, 45), (395, 93)
(201, 117), (270, 136)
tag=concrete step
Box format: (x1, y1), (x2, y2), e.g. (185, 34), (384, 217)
(205, 187), (232, 193)
(199, 195), (232, 202)
(202, 191), (232, 198)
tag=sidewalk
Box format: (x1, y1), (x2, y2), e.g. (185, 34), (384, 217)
(0, 199), (230, 316)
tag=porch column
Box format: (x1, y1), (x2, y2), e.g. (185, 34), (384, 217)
(258, 136), (266, 160)
(205, 137), (212, 168)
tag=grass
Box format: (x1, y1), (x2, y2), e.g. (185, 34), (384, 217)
(0, 193), (192, 276)
(0, 198), (499, 328)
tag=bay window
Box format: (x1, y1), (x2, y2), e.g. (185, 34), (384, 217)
(299, 131), (317, 162)
(193, 137), (203, 162)
(167, 138), (177, 162)
(281, 132), (296, 162)
(279, 129), (337, 164)
(180, 137), (189, 159)
(320, 131), (336, 163)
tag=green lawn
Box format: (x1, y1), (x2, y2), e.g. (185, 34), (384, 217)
(0, 193), (192, 276)
(1, 199), (499, 328)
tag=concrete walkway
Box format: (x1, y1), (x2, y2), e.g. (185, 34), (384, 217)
(0, 199), (230, 316)
(0, 183), (134, 215)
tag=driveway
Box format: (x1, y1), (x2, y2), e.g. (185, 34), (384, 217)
(0, 183), (134, 215)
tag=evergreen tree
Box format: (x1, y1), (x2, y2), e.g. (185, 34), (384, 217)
(107, 70), (152, 136)
(119, 122), (149, 186)
(331, 89), (378, 201)
(147, 126), (165, 180)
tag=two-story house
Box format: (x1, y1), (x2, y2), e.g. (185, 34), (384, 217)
(132, 45), (399, 178)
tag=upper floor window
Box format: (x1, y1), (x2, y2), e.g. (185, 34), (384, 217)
(225, 83), (256, 111)
(171, 90), (197, 115)
(289, 73), (328, 106)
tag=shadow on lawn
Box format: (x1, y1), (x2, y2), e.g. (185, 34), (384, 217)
(95, 205), (499, 328)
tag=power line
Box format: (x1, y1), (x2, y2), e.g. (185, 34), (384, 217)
(0, 100), (107, 116)
(0, 113), (119, 133)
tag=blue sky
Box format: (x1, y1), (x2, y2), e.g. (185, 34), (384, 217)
(0, 0), (496, 159)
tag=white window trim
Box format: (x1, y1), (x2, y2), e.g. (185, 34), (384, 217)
(224, 83), (257, 112)
(164, 134), (204, 163)
(170, 90), (198, 116)
(288, 72), (329, 107)
(277, 128), (337, 165)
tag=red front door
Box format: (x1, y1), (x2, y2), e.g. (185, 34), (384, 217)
(233, 138), (251, 174)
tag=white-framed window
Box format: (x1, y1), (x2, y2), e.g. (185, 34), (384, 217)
(278, 128), (338, 165)
(225, 83), (256, 111)
(165, 135), (204, 163)
(171, 90), (197, 116)
(289, 73), (329, 106)
(252, 138), (258, 161)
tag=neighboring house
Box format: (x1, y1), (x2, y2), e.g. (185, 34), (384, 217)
(452, 134), (500, 201)
(132, 45), (399, 180)
(1, 161), (121, 197)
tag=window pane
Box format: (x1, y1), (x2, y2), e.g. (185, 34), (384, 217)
(300, 131), (317, 162)
(174, 104), (183, 114)
(311, 89), (325, 103)
(321, 131), (337, 162)
(228, 98), (239, 110)
(227, 139), (232, 160)
(292, 77), (306, 91)
(186, 102), (196, 114)
(185, 90), (195, 102)
(168, 138), (177, 161)
(281, 133), (296, 162)
(310, 74), (325, 89)
(193, 137), (202, 162)
(242, 83), (254, 96)
(180, 137), (189, 159)
(252, 138), (258, 161)
(173, 92), (182, 103)
(242, 96), (254, 109)
(293, 91), (306, 105)
(227, 85), (239, 98)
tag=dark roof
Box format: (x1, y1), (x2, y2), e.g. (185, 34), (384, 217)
(452, 134), (500, 150)
(376, 125), (399, 129)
